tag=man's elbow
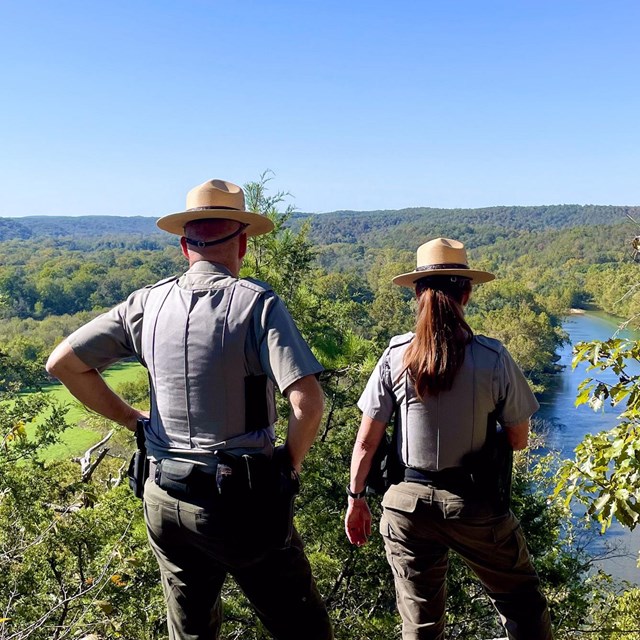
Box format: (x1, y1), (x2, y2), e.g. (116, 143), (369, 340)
(511, 436), (529, 451)
(45, 353), (63, 378)
(45, 341), (77, 380)
(287, 375), (324, 420)
(506, 422), (530, 450)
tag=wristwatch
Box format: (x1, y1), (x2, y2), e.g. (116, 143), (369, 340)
(346, 485), (367, 499)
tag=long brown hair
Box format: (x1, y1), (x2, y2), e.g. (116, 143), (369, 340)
(403, 275), (473, 399)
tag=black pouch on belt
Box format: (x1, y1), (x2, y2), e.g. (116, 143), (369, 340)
(155, 459), (196, 496)
(462, 412), (513, 513)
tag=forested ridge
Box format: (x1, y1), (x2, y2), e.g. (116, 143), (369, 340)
(3, 203), (638, 241)
(1, 184), (639, 639)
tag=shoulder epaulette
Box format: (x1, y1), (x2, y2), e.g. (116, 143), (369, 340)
(238, 277), (274, 294)
(473, 334), (504, 355)
(128, 276), (177, 301)
(148, 275), (179, 289)
(389, 332), (414, 349)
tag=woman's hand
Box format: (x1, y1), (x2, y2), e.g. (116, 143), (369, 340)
(345, 497), (372, 546)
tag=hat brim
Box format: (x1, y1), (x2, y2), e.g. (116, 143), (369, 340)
(392, 268), (495, 287)
(156, 208), (275, 237)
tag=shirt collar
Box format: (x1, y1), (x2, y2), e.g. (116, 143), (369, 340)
(186, 261), (235, 277)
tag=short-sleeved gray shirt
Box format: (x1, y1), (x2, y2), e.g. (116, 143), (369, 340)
(357, 333), (540, 470)
(67, 261), (323, 460)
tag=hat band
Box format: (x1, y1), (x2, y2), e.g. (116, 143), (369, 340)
(184, 224), (249, 248)
(186, 206), (242, 212)
(416, 263), (469, 272)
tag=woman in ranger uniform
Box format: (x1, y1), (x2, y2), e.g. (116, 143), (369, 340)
(344, 238), (553, 640)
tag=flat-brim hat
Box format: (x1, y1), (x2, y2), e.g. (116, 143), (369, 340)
(393, 237), (495, 287)
(157, 179), (275, 237)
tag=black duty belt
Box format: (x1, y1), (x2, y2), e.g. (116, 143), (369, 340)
(149, 452), (289, 500)
(404, 467), (474, 493)
(149, 451), (300, 499)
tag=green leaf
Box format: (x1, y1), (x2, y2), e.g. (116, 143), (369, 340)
(575, 385), (593, 407)
(96, 600), (114, 615)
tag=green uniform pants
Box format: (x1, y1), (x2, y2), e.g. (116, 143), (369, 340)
(143, 477), (333, 640)
(380, 482), (553, 640)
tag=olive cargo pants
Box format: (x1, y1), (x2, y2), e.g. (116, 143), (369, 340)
(380, 482), (553, 640)
(143, 477), (333, 640)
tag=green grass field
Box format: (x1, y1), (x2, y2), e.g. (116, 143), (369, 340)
(34, 361), (146, 461)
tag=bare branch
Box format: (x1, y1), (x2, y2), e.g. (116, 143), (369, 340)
(72, 431), (113, 482)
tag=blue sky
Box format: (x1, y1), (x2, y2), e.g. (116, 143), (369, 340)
(1, 0), (638, 216)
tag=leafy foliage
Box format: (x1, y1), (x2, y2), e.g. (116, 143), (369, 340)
(555, 339), (640, 533)
(0, 355), (165, 640)
(588, 587), (640, 640)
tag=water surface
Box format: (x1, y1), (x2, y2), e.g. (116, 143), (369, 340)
(537, 312), (640, 583)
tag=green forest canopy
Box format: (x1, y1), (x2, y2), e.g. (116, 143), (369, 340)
(1, 191), (640, 639)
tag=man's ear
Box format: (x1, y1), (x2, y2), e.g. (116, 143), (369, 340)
(238, 233), (247, 260)
(180, 236), (190, 260)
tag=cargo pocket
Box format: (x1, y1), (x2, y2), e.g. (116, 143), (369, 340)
(379, 486), (420, 580)
(379, 487), (419, 535)
(381, 485), (420, 512)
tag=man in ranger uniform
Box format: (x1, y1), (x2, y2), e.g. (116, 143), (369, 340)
(46, 179), (333, 640)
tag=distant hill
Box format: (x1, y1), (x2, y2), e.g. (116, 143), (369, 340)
(293, 204), (640, 248)
(0, 216), (161, 240)
(1, 204), (637, 245)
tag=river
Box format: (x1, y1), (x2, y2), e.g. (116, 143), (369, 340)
(536, 311), (640, 583)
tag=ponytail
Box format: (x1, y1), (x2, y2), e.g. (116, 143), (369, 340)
(403, 276), (473, 399)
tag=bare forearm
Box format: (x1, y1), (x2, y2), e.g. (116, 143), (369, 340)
(286, 413), (320, 472)
(58, 368), (139, 430)
(46, 341), (140, 431)
(349, 416), (386, 493)
(284, 375), (324, 471)
(344, 414), (386, 547)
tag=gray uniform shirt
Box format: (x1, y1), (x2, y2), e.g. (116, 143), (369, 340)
(358, 333), (539, 471)
(67, 261), (323, 465)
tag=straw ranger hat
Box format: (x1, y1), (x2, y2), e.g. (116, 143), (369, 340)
(393, 237), (495, 287)
(157, 179), (275, 237)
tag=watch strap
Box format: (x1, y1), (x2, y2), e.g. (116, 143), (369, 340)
(346, 485), (367, 499)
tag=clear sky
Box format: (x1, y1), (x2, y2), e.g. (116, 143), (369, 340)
(1, 0), (638, 216)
